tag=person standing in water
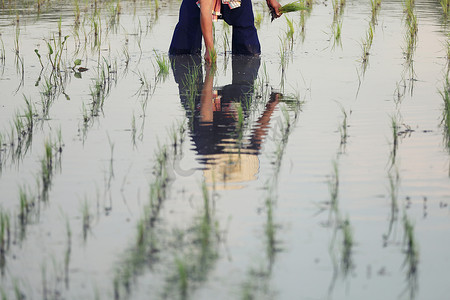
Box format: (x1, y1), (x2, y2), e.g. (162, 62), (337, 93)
(169, 0), (282, 63)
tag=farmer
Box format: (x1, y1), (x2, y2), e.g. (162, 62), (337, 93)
(169, 0), (282, 63)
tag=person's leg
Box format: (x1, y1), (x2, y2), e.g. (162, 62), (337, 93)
(169, 0), (203, 55)
(221, 0), (261, 55)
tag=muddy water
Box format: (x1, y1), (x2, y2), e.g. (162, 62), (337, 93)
(0, 0), (449, 299)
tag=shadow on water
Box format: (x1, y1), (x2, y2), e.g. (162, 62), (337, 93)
(171, 54), (282, 190)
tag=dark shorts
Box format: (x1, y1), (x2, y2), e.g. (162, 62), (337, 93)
(169, 0), (261, 55)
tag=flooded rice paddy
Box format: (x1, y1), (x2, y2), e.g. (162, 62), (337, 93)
(0, 0), (450, 298)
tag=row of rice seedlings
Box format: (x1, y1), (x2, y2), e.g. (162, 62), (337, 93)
(1, 96), (37, 165)
(167, 181), (220, 299)
(239, 94), (304, 297)
(326, 159), (355, 287)
(114, 119), (188, 298)
(114, 141), (173, 297)
(14, 18), (20, 55)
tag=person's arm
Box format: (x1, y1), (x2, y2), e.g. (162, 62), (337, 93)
(199, 0), (216, 64)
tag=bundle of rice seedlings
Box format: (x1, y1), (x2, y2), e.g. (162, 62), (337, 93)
(270, 1), (309, 21)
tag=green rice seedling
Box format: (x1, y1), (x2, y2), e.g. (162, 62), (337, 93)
(254, 10), (263, 29)
(14, 20), (20, 55)
(275, 1), (308, 20)
(370, 0), (381, 24)
(440, 74), (450, 151)
(58, 17), (62, 39)
(175, 257), (188, 298)
(74, 0), (81, 25)
(332, 0), (339, 15)
(332, 20), (343, 48)
(285, 16), (295, 50)
(278, 36), (288, 74)
(153, 50), (170, 80)
(442, 0), (450, 15)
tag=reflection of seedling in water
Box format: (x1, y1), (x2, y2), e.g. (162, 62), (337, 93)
(340, 216), (353, 275)
(390, 114), (400, 166)
(0, 209), (11, 274)
(40, 140), (54, 202)
(383, 167), (400, 245)
(182, 64), (202, 120)
(18, 185), (35, 235)
(337, 104), (349, 148)
(402, 212), (419, 298)
(81, 198), (91, 241)
(0, 38), (5, 65)
(175, 257), (188, 298)
(34, 49), (44, 69)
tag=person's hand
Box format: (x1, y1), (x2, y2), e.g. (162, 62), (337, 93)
(267, 0), (282, 20)
(204, 47), (217, 65)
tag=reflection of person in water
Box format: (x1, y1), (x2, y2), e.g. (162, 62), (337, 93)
(171, 55), (280, 189)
